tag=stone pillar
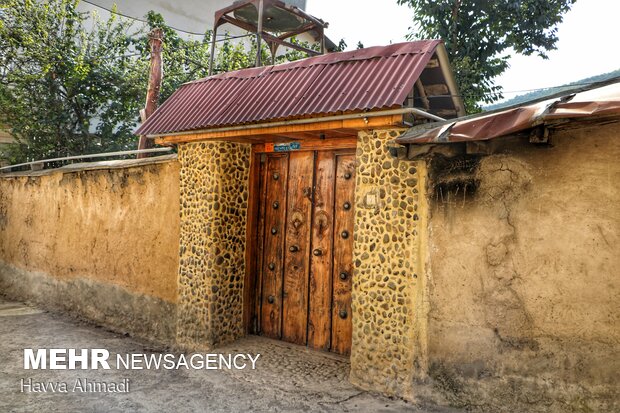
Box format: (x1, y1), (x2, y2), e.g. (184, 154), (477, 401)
(176, 141), (251, 350)
(350, 129), (429, 399)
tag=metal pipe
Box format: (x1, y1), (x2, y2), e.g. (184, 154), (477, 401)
(256, 0), (264, 67)
(0, 147), (173, 172)
(149, 107), (446, 139)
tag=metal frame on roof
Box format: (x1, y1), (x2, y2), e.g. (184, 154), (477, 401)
(208, 0), (329, 75)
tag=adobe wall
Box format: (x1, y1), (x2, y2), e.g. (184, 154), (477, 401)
(0, 157), (180, 343)
(423, 123), (620, 412)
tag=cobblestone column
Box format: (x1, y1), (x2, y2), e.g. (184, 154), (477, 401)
(350, 129), (429, 399)
(176, 141), (251, 350)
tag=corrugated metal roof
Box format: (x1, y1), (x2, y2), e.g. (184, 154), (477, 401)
(136, 41), (442, 136)
(396, 80), (620, 145)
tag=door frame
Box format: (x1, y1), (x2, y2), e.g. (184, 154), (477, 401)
(243, 137), (357, 337)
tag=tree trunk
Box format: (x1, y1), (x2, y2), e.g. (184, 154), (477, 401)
(137, 28), (163, 159)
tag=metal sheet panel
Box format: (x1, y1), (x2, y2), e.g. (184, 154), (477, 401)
(136, 40), (442, 136)
(396, 82), (620, 144)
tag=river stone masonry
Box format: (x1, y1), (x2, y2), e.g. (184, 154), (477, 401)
(174, 133), (430, 400)
(176, 141), (251, 350)
(349, 129), (428, 399)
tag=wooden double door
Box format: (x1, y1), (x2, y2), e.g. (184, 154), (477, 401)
(254, 149), (355, 355)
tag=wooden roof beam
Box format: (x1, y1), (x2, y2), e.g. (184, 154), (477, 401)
(154, 114), (404, 145)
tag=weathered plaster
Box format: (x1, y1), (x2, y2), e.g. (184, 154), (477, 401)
(176, 141), (251, 350)
(0, 159), (180, 343)
(0, 262), (177, 343)
(0, 160), (180, 302)
(424, 123), (620, 412)
(349, 129), (428, 399)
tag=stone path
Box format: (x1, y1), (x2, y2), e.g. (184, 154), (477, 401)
(0, 297), (462, 413)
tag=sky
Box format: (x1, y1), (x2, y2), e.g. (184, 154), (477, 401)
(306, 0), (620, 100)
(80, 0), (620, 102)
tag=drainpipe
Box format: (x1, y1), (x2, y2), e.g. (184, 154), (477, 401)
(0, 148), (173, 173)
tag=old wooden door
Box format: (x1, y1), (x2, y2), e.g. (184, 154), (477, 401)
(254, 149), (355, 355)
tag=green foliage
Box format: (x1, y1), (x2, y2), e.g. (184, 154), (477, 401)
(273, 36), (321, 65)
(0, 0), (148, 163)
(0, 1), (325, 165)
(397, 0), (576, 113)
(214, 34), (255, 73)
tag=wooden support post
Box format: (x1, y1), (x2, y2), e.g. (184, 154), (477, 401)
(137, 28), (164, 159)
(208, 25), (218, 76)
(415, 79), (430, 111)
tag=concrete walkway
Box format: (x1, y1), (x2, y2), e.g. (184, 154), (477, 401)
(0, 298), (462, 413)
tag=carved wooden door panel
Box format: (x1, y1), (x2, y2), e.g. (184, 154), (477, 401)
(256, 149), (355, 355)
(329, 153), (355, 355)
(258, 154), (288, 339)
(281, 151), (314, 345)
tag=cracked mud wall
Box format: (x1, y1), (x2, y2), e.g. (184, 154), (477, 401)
(0, 159), (180, 343)
(424, 123), (620, 412)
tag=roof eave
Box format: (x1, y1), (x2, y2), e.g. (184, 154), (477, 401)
(150, 107), (446, 145)
(396, 79), (620, 145)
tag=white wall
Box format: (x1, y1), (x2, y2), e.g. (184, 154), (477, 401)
(79, 0), (307, 37)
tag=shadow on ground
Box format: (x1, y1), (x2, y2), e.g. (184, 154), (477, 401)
(0, 297), (462, 413)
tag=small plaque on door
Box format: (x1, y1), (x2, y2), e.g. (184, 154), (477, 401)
(273, 142), (301, 152)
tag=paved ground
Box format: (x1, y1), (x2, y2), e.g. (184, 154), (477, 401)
(0, 298), (462, 413)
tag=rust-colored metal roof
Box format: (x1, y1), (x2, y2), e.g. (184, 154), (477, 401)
(396, 80), (620, 145)
(136, 41), (443, 137)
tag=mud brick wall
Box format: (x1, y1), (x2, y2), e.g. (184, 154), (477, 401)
(423, 123), (620, 412)
(0, 157), (180, 344)
(176, 141), (251, 350)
